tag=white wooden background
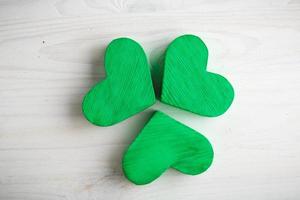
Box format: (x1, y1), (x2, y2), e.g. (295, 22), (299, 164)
(0, 0), (300, 199)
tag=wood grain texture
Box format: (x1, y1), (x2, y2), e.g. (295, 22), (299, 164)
(123, 111), (213, 185)
(0, 0), (300, 199)
(161, 34), (234, 116)
(82, 37), (155, 126)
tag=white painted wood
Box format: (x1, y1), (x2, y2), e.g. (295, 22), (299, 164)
(0, 0), (299, 199)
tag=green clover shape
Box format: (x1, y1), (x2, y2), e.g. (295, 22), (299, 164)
(82, 34), (234, 185)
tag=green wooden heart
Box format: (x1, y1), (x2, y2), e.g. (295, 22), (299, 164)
(161, 34), (234, 117)
(122, 111), (214, 185)
(82, 38), (156, 126)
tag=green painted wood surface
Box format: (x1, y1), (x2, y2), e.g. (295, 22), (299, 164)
(161, 35), (234, 117)
(122, 111), (214, 185)
(82, 38), (156, 126)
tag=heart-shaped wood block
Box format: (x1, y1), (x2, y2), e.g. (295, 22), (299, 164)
(122, 111), (214, 185)
(82, 38), (156, 126)
(161, 34), (234, 117)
